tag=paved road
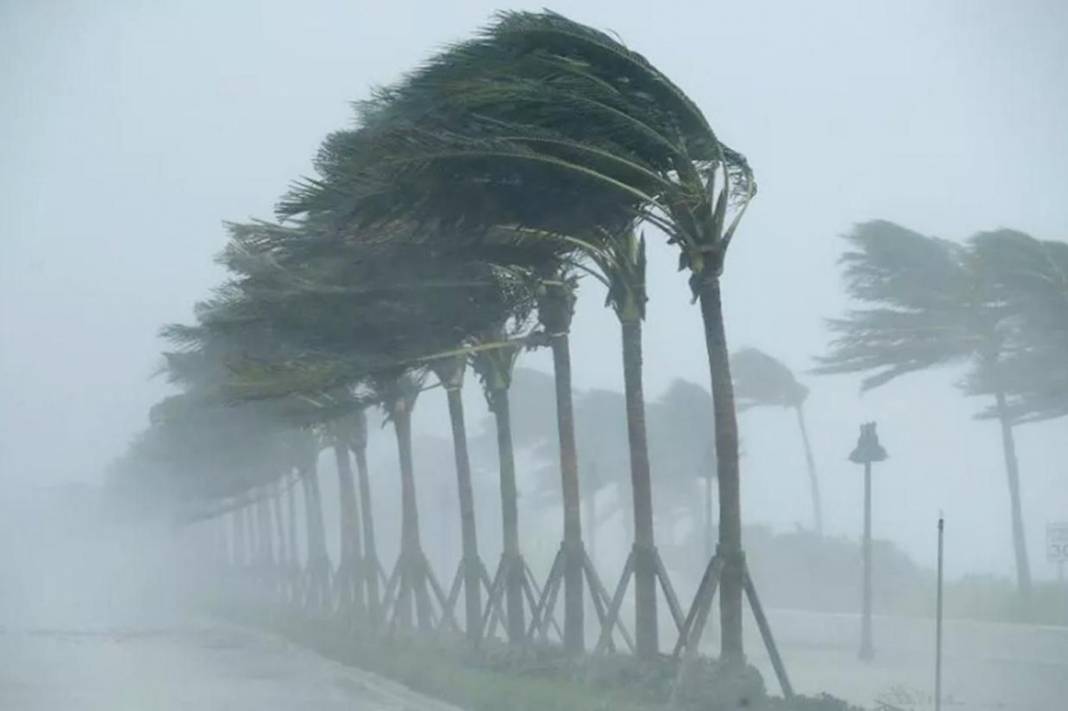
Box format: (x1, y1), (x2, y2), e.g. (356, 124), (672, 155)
(738, 609), (1068, 710)
(0, 622), (461, 711)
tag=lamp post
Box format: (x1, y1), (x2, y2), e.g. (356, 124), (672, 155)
(849, 422), (887, 661)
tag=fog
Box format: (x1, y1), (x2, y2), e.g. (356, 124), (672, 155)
(2, 2), (1066, 710)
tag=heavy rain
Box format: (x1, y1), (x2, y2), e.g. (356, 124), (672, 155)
(2, 2), (1066, 710)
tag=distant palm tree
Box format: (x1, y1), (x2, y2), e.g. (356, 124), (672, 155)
(732, 348), (822, 535)
(816, 220), (1044, 596)
(650, 380), (718, 556)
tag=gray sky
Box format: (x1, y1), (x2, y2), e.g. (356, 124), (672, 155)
(2, 0), (1066, 579)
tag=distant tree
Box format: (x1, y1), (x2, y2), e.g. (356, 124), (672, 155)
(966, 231), (1068, 423)
(649, 380), (717, 557)
(732, 348), (822, 536)
(816, 220), (1045, 596)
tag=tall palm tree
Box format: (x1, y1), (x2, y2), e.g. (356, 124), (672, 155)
(345, 407), (381, 620)
(428, 353), (485, 644)
(816, 220), (1043, 596)
(732, 348), (822, 536)
(579, 229), (662, 656)
(328, 416), (365, 620)
(470, 324), (532, 645)
(532, 271), (587, 653)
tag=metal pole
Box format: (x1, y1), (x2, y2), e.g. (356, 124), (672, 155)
(860, 461), (874, 660)
(935, 515), (944, 711)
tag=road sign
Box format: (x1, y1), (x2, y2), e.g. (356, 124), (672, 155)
(1047, 522), (1068, 563)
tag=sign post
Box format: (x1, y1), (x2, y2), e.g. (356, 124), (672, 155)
(935, 514), (944, 711)
(849, 422), (887, 662)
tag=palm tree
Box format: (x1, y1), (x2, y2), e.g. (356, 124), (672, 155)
(328, 415), (366, 620)
(580, 229), (664, 657)
(345, 407), (381, 619)
(470, 327), (531, 644)
(531, 272), (586, 652)
(732, 348), (822, 535)
(428, 353), (485, 645)
(816, 220), (1046, 597)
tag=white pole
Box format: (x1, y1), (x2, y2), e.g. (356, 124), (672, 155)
(935, 514), (944, 711)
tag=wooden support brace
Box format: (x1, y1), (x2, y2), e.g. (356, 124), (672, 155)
(653, 550), (686, 634)
(744, 567), (794, 699)
(673, 555), (722, 660)
(594, 550), (635, 654)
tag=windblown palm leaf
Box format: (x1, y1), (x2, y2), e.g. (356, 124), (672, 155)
(732, 348), (809, 410)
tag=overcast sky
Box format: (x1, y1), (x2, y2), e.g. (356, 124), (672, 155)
(2, 0), (1066, 579)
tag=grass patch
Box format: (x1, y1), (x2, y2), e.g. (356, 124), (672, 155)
(218, 602), (864, 711)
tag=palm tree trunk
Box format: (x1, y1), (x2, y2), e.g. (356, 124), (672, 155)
(443, 376), (483, 645)
(351, 424), (380, 617)
(257, 490), (274, 570)
(585, 461), (599, 562)
(549, 330), (586, 653)
(620, 316), (658, 658)
(334, 443), (364, 612)
(994, 390), (1033, 597)
(704, 474), (714, 560)
(232, 507), (245, 567)
(285, 476), (299, 602)
(271, 481), (287, 569)
(244, 503), (256, 567)
(392, 398), (432, 631)
(697, 276), (745, 664)
(300, 462), (330, 609)
(489, 386), (526, 644)
(794, 404), (824, 536)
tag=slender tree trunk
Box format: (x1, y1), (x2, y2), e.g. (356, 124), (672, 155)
(490, 386), (526, 644)
(285, 475), (299, 603)
(392, 398), (432, 631)
(443, 373), (483, 645)
(351, 418), (379, 617)
(704, 475), (714, 561)
(697, 276), (745, 664)
(272, 481), (287, 570)
(257, 491), (274, 569)
(795, 404), (824, 536)
(994, 390), (1033, 597)
(334, 442), (364, 612)
(620, 316), (658, 658)
(549, 330), (586, 653)
(585, 461), (599, 563)
(232, 507), (245, 567)
(300, 462), (330, 609)
(243, 503), (256, 568)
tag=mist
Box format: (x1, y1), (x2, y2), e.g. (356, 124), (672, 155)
(2, 2), (1066, 710)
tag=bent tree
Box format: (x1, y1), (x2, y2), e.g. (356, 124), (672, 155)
(732, 348), (822, 536)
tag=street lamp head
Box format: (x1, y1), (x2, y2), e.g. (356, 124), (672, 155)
(849, 421), (888, 464)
